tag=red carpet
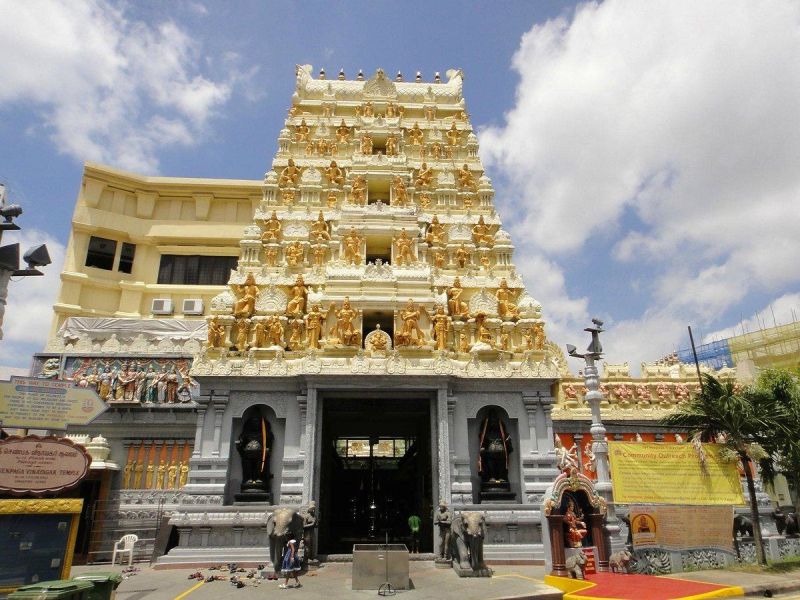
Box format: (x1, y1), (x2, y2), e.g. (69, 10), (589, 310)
(546, 572), (743, 600)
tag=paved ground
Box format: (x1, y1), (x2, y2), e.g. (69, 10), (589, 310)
(68, 562), (800, 600)
(72, 563), (562, 600)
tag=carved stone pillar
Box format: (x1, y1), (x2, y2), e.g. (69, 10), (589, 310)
(211, 397), (227, 457)
(522, 392), (539, 453)
(192, 399), (208, 458)
(436, 386), (451, 505)
(302, 387), (318, 501)
(298, 393), (308, 457)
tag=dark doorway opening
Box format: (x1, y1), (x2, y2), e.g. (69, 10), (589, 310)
(319, 396), (433, 555)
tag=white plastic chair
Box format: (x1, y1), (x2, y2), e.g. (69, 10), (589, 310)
(111, 534), (139, 566)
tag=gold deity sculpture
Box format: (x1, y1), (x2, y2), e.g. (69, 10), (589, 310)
(500, 331), (510, 351)
(133, 462), (144, 488)
(446, 122), (460, 146)
(336, 119), (350, 143)
(457, 163), (475, 190)
(287, 106), (298, 118)
(386, 133), (398, 156)
(496, 278), (519, 319)
(312, 245), (327, 266)
(178, 463), (189, 487)
(447, 277), (469, 318)
(394, 229), (415, 266)
(279, 158), (301, 187)
(235, 318), (250, 352)
(324, 160), (344, 186)
(472, 215), (494, 246)
(288, 319), (305, 350)
(145, 464), (155, 488)
(391, 176), (408, 206)
(265, 246), (278, 267)
(326, 191), (338, 208)
(431, 306), (451, 351)
(360, 134), (373, 155)
(207, 316), (226, 348)
(418, 192), (431, 209)
(362, 101), (374, 117)
(333, 297), (360, 346)
(431, 142), (443, 159)
(156, 463), (167, 489)
(459, 332), (470, 353)
(386, 102), (397, 118)
(480, 254), (491, 269)
(350, 175), (367, 205)
(407, 122), (424, 145)
(474, 312), (495, 348)
(286, 274), (308, 317)
(268, 315), (284, 347)
(310, 211), (331, 242)
(123, 461), (134, 489)
(233, 273), (259, 318)
(424, 105), (436, 121)
(253, 319), (267, 348)
(342, 228), (363, 264)
(305, 304), (325, 349)
(415, 162), (433, 188)
(261, 211), (282, 243)
(433, 250), (446, 269)
(455, 244), (470, 268)
(167, 463), (178, 489)
(425, 215), (446, 246)
(532, 322), (545, 350)
(286, 242), (304, 267)
(281, 188), (296, 206)
(294, 119), (310, 142)
(396, 299), (426, 346)
(368, 324), (388, 352)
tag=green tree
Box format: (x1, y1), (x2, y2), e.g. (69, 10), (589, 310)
(754, 368), (800, 515)
(662, 374), (788, 566)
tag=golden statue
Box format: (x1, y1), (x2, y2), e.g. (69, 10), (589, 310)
(457, 163), (475, 189)
(265, 246), (278, 267)
(386, 133), (398, 156)
(286, 274), (308, 317)
(523, 328), (534, 351)
(336, 120), (350, 143)
(496, 278), (519, 319)
(456, 244), (470, 268)
(447, 277), (469, 318)
(360, 133), (373, 155)
(305, 304), (325, 349)
(418, 192), (431, 209)
(207, 316), (226, 348)
(281, 188), (296, 206)
(156, 463), (167, 489)
(431, 306), (451, 351)
(310, 211), (331, 242)
(392, 176), (408, 206)
(123, 461), (135, 489)
(369, 324), (388, 352)
(446, 122), (460, 146)
(475, 312), (494, 347)
(279, 159), (301, 187)
(500, 331), (510, 351)
(235, 318), (250, 352)
(253, 319), (267, 348)
(433, 250), (446, 269)
(261, 211), (282, 243)
(396, 299), (426, 346)
(268, 315), (284, 347)
(167, 463), (178, 489)
(458, 332), (470, 353)
(286, 242), (304, 267)
(324, 160), (344, 186)
(425, 215), (446, 246)
(363, 101), (374, 117)
(386, 102), (397, 118)
(431, 142), (443, 159)
(463, 194), (474, 210)
(326, 191), (338, 208)
(480, 254), (491, 269)
(394, 229), (415, 266)
(312, 245), (327, 266)
(343, 228), (362, 264)
(179, 462), (189, 487)
(424, 105), (436, 121)
(145, 463), (155, 488)
(294, 119), (310, 142)
(133, 462), (144, 488)
(287, 106), (298, 118)
(233, 273), (259, 318)
(333, 297), (360, 346)
(288, 319), (304, 350)
(350, 174), (367, 205)
(415, 162), (434, 188)
(456, 109), (469, 121)
(472, 215), (493, 246)
(407, 122), (424, 145)
(532, 322), (545, 350)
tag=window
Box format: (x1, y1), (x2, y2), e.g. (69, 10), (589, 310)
(118, 242), (136, 274)
(157, 255), (237, 285)
(85, 236), (117, 270)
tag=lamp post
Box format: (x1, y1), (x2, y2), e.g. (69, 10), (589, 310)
(0, 183), (52, 340)
(566, 318), (620, 547)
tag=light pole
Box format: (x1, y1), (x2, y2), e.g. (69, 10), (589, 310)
(566, 318), (621, 547)
(0, 183), (52, 340)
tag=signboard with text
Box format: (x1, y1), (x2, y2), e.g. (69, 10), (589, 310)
(0, 436), (91, 494)
(609, 442), (744, 505)
(0, 376), (106, 430)
(629, 505), (734, 553)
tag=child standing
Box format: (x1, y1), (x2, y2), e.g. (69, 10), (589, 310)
(279, 539), (301, 589)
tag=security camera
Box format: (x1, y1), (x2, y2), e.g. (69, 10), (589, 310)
(591, 317), (604, 327)
(23, 244), (51, 268)
(0, 204), (23, 223)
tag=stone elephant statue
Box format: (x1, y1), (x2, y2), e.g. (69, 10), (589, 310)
(451, 512), (488, 572)
(266, 508), (304, 573)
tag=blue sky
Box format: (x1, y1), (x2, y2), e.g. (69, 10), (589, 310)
(0, 0), (799, 370)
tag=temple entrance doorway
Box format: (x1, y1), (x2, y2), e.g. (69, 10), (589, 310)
(318, 396), (433, 555)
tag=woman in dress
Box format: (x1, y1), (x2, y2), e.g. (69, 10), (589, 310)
(279, 539), (301, 589)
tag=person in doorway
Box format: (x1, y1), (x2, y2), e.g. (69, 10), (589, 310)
(408, 514), (421, 554)
(279, 538), (301, 588)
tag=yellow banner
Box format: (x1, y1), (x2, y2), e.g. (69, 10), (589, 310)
(609, 442), (744, 505)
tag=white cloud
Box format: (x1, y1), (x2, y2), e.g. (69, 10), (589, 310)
(0, 228), (65, 367)
(480, 0), (800, 365)
(0, 0), (252, 172)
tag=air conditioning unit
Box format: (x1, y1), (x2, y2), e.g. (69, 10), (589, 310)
(151, 298), (174, 315)
(182, 299), (204, 315)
